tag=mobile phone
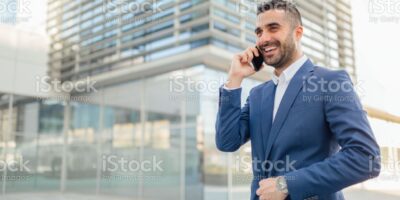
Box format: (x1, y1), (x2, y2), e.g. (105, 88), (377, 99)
(251, 46), (264, 71)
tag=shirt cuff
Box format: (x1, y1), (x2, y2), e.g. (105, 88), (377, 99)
(223, 85), (241, 91)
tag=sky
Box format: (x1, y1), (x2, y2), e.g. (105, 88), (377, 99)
(351, 0), (400, 116)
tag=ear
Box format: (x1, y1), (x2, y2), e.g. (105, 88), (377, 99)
(294, 26), (303, 41)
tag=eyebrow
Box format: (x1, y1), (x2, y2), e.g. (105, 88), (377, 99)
(254, 22), (281, 34)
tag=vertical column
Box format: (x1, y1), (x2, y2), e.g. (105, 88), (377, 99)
(209, 0), (215, 33)
(138, 79), (146, 199)
(96, 90), (104, 195)
(75, 2), (82, 73)
(60, 100), (70, 192)
(239, 1), (246, 44)
(228, 153), (233, 200)
(174, 0), (181, 44)
(1, 94), (14, 195)
(116, 2), (122, 60)
(180, 70), (187, 200)
(322, 0), (331, 67)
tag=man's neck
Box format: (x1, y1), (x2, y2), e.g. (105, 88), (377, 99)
(274, 51), (303, 77)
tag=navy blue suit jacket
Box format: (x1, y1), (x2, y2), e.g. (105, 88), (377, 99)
(215, 59), (381, 200)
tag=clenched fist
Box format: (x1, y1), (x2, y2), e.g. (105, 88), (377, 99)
(256, 177), (288, 200)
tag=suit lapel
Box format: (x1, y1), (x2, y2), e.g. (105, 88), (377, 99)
(264, 59), (314, 163)
(260, 82), (276, 157)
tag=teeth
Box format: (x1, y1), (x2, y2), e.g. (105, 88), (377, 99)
(264, 47), (276, 52)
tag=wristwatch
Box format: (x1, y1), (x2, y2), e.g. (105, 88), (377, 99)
(276, 176), (289, 194)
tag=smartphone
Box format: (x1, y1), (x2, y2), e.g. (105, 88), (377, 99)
(251, 46), (264, 72)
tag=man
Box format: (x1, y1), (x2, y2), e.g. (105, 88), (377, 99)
(215, 0), (381, 199)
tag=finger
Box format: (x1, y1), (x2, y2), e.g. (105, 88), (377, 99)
(236, 54), (245, 64)
(257, 186), (267, 196)
(259, 183), (273, 192)
(256, 187), (262, 196)
(259, 179), (267, 186)
(250, 46), (260, 57)
(264, 186), (275, 193)
(249, 66), (256, 73)
(245, 49), (254, 62)
(259, 195), (268, 200)
(234, 54), (242, 62)
(241, 52), (248, 63)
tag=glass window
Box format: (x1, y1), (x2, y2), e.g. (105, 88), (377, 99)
(145, 44), (190, 61)
(192, 23), (209, 33)
(214, 21), (241, 37)
(104, 29), (118, 39)
(121, 45), (144, 58)
(145, 34), (174, 51)
(146, 20), (173, 34)
(121, 30), (145, 43)
(92, 25), (103, 33)
(122, 20), (145, 32)
(213, 8), (240, 24)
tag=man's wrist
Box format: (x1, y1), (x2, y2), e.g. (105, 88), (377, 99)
(276, 176), (289, 194)
(225, 76), (243, 89)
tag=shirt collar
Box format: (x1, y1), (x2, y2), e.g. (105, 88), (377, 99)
(271, 54), (308, 85)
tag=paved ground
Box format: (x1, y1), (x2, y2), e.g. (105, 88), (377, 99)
(2, 188), (400, 200)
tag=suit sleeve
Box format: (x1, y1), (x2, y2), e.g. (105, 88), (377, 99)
(215, 86), (251, 152)
(285, 70), (381, 199)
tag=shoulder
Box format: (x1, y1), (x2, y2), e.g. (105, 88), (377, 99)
(312, 66), (352, 82)
(249, 80), (274, 96)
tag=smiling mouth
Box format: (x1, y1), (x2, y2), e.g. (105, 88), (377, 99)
(261, 46), (278, 57)
(263, 46), (277, 53)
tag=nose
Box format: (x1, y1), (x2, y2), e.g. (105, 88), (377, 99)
(257, 32), (272, 46)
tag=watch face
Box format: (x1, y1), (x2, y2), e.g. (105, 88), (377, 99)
(278, 182), (284, 189)
(277, 177), (287, 190)
(276, 177), (288, 194)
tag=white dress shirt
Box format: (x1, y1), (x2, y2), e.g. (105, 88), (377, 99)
(224, 55), (308, 122)
(270, 55), (308, 121)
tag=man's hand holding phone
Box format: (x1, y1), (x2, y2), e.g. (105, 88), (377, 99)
(226, 46), (264, 89)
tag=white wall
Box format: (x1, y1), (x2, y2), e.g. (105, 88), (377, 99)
(0, 24), (49, 98)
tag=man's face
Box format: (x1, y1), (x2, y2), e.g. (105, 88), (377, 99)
(255, 9), (300, 69)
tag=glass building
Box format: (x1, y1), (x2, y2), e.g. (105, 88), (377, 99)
(46, 0), (356, 81)
(3, 0), (391, 200)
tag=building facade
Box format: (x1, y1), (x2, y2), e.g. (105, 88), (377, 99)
(46, 0), (355, 82)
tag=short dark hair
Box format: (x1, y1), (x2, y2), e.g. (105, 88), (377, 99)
(257, 0), (303, 28)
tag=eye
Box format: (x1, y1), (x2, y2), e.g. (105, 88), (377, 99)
(256, 30), (262, 37)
